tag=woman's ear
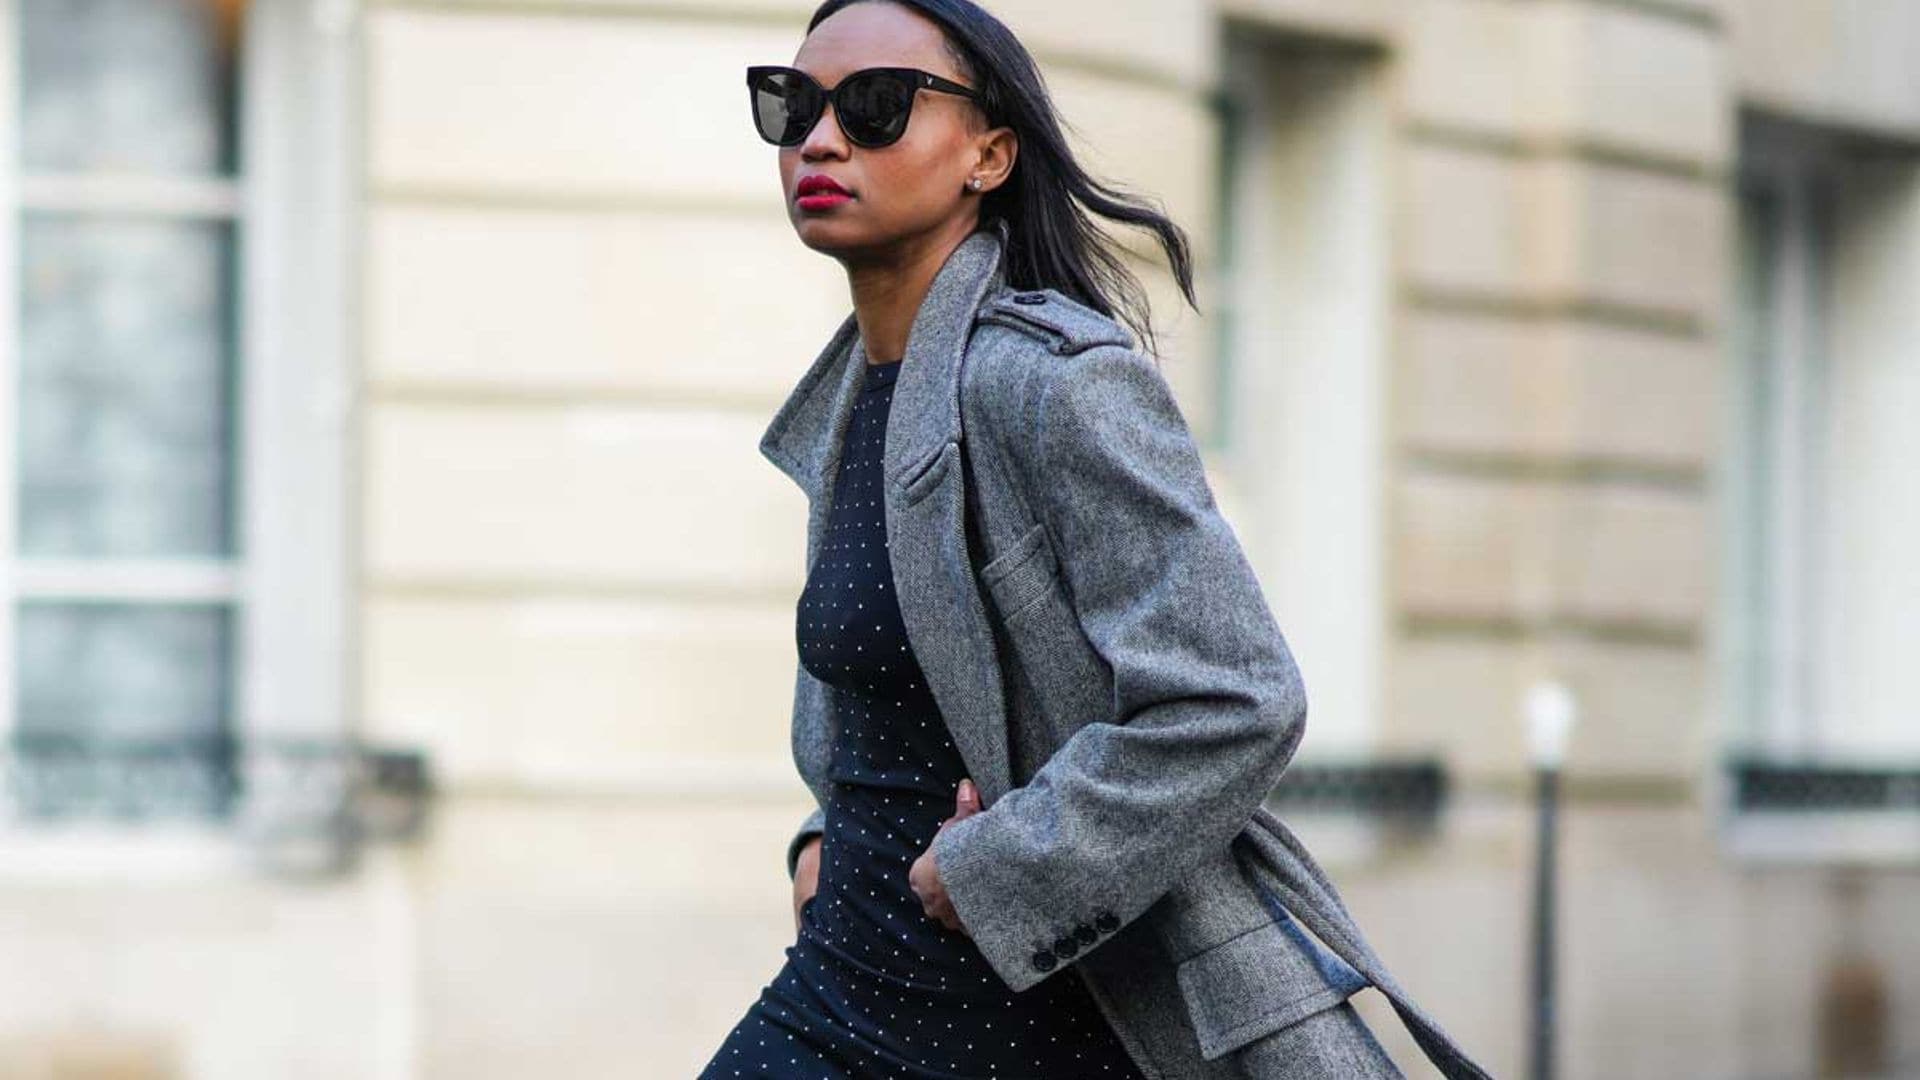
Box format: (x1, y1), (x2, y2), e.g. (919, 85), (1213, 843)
(973, 127), (1017, 193)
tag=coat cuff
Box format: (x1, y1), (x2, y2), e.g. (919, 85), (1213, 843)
(929, 800), (1131, 995)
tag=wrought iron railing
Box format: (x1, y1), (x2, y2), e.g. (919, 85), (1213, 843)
(1264, 757), (1448, 820)
(2, 733), (433, 874)
(1727, 757), (1920, 813)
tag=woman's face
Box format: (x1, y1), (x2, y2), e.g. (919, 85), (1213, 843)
(780, 3), (1015, 258)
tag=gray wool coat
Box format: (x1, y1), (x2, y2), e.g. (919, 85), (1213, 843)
(759, 219), (1493, 1080)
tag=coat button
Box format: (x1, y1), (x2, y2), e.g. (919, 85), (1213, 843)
(1052, 934), (1079, 959)
(1094, 910), (1119, 933)
(1030, 948), (1057, 973)
(1012, 291), (1047, 305)
(1074, 923), (1098, 946)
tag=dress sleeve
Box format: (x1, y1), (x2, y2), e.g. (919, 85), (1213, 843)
(786, 805), (826, 883)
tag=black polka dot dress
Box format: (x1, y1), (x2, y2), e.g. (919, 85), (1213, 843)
(701, 358), (1146, 1079)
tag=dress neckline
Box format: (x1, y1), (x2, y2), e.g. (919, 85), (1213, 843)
(863, 358), (901, 392)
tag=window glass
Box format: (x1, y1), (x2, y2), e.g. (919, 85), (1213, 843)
(18, 0), (240, 176)
(15, 603), (231, 744)
(18, 216), (237, 558)
(1728, 116), (1920, 760)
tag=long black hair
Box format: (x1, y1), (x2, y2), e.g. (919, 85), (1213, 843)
(805, 0), (1199, 364)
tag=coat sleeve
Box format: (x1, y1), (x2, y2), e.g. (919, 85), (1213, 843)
(928, 342), (1309, 994)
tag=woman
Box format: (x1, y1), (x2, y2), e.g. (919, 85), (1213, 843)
(704, 1), (1491, 1077)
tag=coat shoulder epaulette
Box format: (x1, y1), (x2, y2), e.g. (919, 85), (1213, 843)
(975, 287), (1135, 355)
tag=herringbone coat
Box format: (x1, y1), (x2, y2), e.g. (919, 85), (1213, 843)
(759, 219), (1492, 1079)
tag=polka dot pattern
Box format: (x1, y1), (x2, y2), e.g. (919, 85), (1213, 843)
(701, 358), (1144, 1078)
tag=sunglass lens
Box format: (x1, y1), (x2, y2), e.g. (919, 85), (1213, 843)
(751, 70), (818, 145)
(838, 71), (914, 147)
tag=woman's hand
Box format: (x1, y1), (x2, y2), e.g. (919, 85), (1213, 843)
(910, 778), (981, 935)
(792, 835), (822, 935)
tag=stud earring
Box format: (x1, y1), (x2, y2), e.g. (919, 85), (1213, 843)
(969, 177), (983, 191)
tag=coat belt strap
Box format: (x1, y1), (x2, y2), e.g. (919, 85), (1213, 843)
(1237, 810), (1495, 1080)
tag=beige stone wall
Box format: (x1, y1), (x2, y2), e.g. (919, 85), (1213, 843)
(0, 847), (408, 1080)
(1363, 0), (1729, 790)
(1727, 0), (1920, 135)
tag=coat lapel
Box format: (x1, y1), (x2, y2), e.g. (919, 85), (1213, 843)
(758, 220), (1015, 808)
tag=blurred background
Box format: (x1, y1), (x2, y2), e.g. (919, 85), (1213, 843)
(0, 0), (1916, 1077)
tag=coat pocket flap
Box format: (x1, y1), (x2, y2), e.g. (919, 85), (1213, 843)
(1174, 915), (1365, 1061)
(895, 440), (956, 505)
(978, 521), (1059, 621)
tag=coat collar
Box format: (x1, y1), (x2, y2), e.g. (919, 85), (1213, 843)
(757, 218), (1011, 498)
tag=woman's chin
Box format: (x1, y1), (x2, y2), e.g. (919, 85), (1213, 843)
(793, 217), (878, 258)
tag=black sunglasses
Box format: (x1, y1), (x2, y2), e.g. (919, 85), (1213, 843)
(745, 64), (986, 149)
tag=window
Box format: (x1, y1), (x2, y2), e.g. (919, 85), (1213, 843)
(3, 0), (245, 820)
(1, 0), (355, 831)
(1722, 112), (1920, 857)
(1210, 28), (1389, 758)
(1725, 113), (1920, 762)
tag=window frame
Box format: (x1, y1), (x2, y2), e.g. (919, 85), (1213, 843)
(1723, 114), (1838, 761)
(1208, 28), (1392, 759)
(0, 0), (359, 863)
(1718, 110), (1920, 863)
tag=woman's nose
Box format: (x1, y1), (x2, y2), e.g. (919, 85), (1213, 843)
(800, 102), (848, 157)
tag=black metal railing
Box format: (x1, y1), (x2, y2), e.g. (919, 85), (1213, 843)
(1728, 757), (1920, 813)
(2, 733), (433, 872)
(1263, 757), (1448, 820)
(5, 732), (242, 821)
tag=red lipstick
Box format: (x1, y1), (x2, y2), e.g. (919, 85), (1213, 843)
(796, 173), (855, 211)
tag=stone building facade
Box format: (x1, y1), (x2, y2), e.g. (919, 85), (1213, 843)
(2, 0), (1917, 1077)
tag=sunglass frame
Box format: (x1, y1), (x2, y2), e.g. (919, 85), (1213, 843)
(745, 64), (987, 148)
